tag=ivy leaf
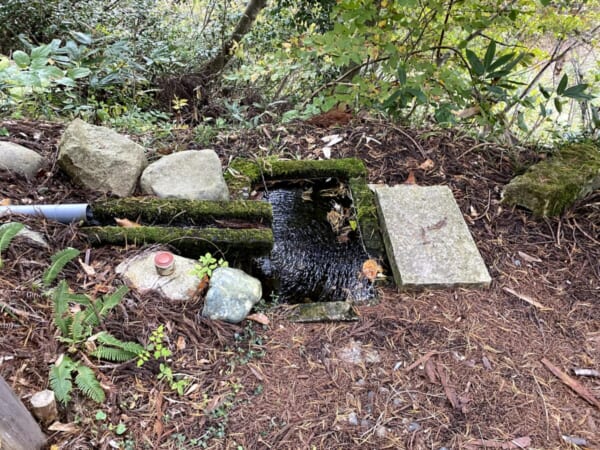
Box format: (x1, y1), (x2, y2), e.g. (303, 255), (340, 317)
(466, 50), (485, 76)
(557, 74), (568, 95)
(483, 41), (496, 70)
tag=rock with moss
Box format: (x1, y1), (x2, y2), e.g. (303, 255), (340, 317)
(502, 143), (600, 216)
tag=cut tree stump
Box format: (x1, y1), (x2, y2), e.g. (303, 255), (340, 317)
(0, 375), (46, 450)
(30, 390), (58, 425)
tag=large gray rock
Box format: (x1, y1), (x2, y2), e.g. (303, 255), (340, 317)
(116, 251), (201, 301)
(58, 119), (147, 197)
(374, 184), (491, 289)
(202, 268), (262, 323)
(140, 150), (229, 200)
(0, 141), (44, 179)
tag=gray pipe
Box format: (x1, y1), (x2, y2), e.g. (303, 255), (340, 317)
(0, 203), (92, 224)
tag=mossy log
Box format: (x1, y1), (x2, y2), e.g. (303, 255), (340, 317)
(348, 177), (386, 258)
(83, 226), (273, 259)
(226, 157), (368, 195)
(502, 143), (600, 216)
(92, 198), (272, 227)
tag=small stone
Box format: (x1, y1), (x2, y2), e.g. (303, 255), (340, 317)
(202, 268), (262, 323)
(407, 422), (421, 432)
(375, 425), (387, 438)
(0, 141), (44, 179)
(347, 412), (359, 426)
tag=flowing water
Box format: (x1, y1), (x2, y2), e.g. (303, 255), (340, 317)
(254, 180), (373, 303)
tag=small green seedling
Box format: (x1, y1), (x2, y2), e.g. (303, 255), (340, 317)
(190, 252), (228, 280)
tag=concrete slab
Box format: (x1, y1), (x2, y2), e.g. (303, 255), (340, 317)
(374, 185), (491, 289)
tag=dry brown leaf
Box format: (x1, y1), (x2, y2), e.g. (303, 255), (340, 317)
(114, 217), (141, 228)
(517, 251), (542, 263)
(418, 158), (435, 171)
(176, 335), (186, 351)
(78, 258), (96, 276)
(542, 358), (600, 409)
(48, 421), (78, 433)
(0, 198), (11, 206)
(246, 313), (270, 325)
(465, 436), (531, 449)
(404, 170), (417, 185)
(361, 259), (383, 282)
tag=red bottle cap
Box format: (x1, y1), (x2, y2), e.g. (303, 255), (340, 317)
(154, 252), (175, 270)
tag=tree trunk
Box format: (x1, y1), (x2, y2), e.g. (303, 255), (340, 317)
(203, 0), (268, 77)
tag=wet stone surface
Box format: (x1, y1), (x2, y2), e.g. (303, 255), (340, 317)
(254, 181), (373, 303)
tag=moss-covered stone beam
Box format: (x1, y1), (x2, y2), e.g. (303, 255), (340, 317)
(83, 226), (273, 259)
(502, 143), (600, 216)
(225, 157), (368, 196)
(92, 198), (272, 227)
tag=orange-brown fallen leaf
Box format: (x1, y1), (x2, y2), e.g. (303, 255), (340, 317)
(48, 421), (78, 433)
(114, 217), (141, 228)
(404, 170), (417, 185)
(361, 259), (383, 282)
(176, 335), (186, 351)
(246, 313), (270, 325)
(0, 198), (11, 206)
(542, 358), (600, 409)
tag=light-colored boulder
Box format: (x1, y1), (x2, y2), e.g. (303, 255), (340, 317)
(58, 119), (147, 197)
(0, 141), (44, 179)
(202, 267), (262, 323)
(140, 150), (229, 200)
(116, 251), (201, 301)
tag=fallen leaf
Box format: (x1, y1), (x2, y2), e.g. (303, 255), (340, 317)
(114, 218), (141, 228)
(470, 205), (478, 217)
(78, 258), (96, 276)
(0, 198), (11, 206)
(418, 158), (434, 170)
(322, 147), (332, 159)
(542, 358), (600, 409)
(465, 436), (531, 449)
(503, 287), (552, 311)
(48, 421), (79, 433)
(361, 259), (383, 282)
(176, 335), (186, 351)
(404, 170), (417, 185)
(321, 134), (343, 146)
(517, 251), (542, 263)
(246, 313), (270, 325)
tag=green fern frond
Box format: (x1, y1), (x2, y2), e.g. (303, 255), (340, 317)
(43, 247), (80, 286)
(0, 222), (24, 268)
(70, 311), (89, 342)
(49, 356), (75, 405)
(98, 286), (129, 319)
(74, 365), (105, 403)
(52, 280), (72, 336)
(95, 332), (144, 354)
(91, 345), (138, 362)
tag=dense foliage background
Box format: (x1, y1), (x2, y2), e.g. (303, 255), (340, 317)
(0, 0), (598, 143)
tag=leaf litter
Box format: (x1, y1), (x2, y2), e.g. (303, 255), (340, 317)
(0, 118), (599, 449)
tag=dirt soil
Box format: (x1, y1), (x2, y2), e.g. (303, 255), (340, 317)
(0, 118), (598, 450)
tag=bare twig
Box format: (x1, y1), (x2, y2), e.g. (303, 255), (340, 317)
(542, 358), (600, 410)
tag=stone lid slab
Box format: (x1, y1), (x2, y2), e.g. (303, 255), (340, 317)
(373, 185), (491, 289)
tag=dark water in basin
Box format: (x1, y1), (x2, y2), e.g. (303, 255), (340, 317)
(254, 182), (373, 303)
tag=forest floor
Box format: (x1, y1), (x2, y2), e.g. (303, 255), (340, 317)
(0, 118), (599, 450)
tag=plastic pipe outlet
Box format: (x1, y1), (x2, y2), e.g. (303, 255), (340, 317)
(0, 204), (92, 224)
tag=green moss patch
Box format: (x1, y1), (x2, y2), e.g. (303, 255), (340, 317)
(502, 143), (600, 216)
(92, 198), (272, 227)
(83, 226), (273, 259)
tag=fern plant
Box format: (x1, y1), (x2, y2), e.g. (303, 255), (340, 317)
(0, 222), (24, 268)
(50, 354), (105, 405)
(43, 247), (80, 286)
(49, 280), (143, 404)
